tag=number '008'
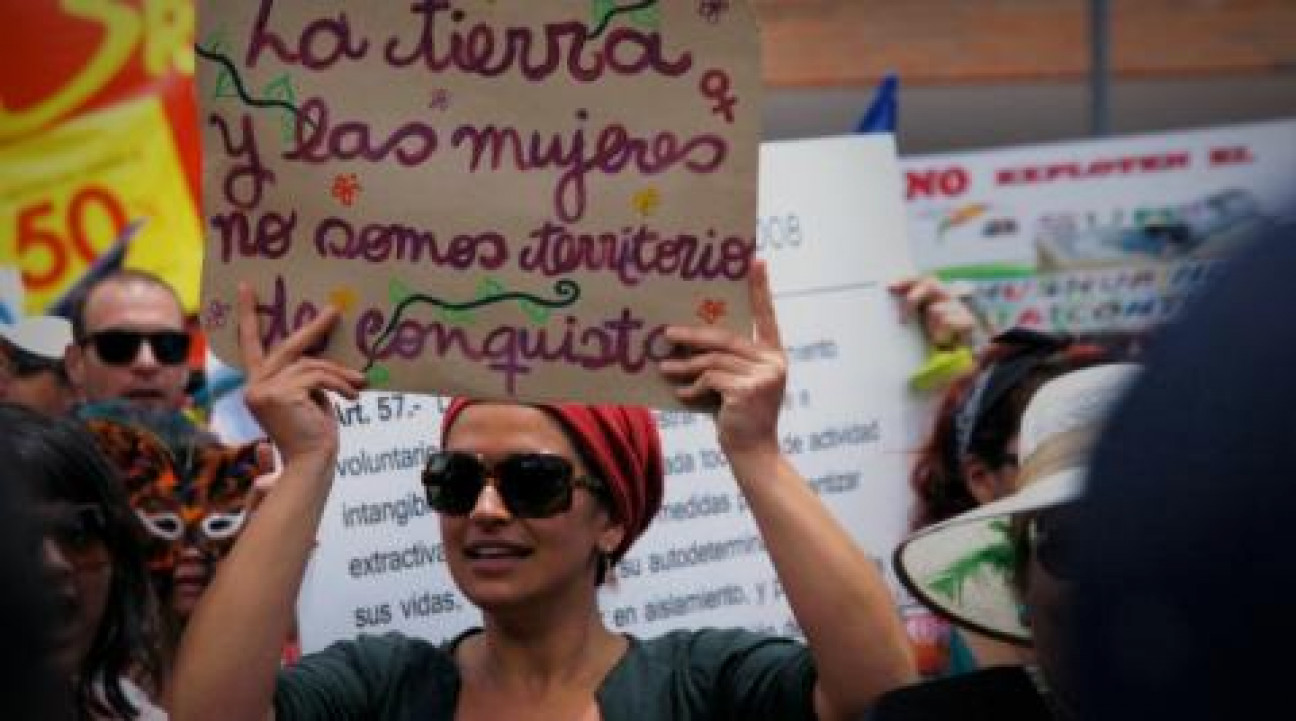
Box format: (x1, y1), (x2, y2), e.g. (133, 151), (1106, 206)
(755, 214), (803, 252)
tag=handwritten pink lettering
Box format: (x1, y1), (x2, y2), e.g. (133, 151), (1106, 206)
(384, 2), (692, 81)
(247, 0), (370, 71)
(211, 209), (297, 264)
(285, 98), (439, 166)
(356, 307), (672, 396)
(313, 217), (508, 269)
(452, 116), (726, 222)
(208, 113), (275, 210)
(519, 222), (752, 286)
(255, 275), (323, 348)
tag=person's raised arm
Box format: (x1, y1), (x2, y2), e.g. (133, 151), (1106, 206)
(660, 261), (917, 721)
(171, 285), (364, 720)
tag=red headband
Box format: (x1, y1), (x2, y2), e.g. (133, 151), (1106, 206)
(441, 399), (664, 562)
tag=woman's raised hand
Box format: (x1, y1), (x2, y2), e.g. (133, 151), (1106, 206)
(236, 283), (365, 468)
(660, 260), (787, 458)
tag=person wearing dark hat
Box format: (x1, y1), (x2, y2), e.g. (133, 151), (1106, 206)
(873, 363), (1138, 721)
(171, 261), (918, 720)
(1072, 223), (1296, 721)
(1, 313), (76, 416)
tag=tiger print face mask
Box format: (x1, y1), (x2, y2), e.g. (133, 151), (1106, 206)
(85, 418), (261, 575)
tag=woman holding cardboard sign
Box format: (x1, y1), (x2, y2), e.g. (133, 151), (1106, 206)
(171, 261), (916, 720)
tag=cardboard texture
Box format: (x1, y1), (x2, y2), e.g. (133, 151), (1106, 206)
(197, 0), (761, 407)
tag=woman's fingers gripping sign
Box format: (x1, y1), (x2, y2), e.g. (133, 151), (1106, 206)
(660, 260), (788, 456)
(236, 283), (366, 465)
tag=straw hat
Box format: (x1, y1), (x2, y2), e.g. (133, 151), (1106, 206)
(895, 363), (1139, 643)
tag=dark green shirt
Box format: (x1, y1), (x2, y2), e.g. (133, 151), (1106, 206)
(275, 628), (818, 720)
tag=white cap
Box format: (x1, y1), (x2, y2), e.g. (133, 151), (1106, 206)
(1, 316), (73, 360)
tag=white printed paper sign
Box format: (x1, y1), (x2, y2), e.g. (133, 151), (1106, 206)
(296, 135), (929, 651)
(902, 119), (1296, 334)
(196, 0), (761, 407)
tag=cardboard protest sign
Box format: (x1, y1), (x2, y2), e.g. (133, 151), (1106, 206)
(196, 0), (761, 407)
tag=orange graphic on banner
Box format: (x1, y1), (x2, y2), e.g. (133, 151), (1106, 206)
(0, 0), (200, 313)
(0, 0), (194, 142)
(0, 97), (202, 312)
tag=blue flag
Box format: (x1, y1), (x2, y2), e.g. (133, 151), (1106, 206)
(45, 218), (145, 318)
(855, 73), (899, 134)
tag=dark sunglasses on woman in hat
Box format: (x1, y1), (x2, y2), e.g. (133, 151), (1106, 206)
(1010, 504), (1079, 582)
(80, 329), (191, 366)
(421, 451), (606, 518)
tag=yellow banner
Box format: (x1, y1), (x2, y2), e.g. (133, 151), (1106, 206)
(0, 95), (201, 313)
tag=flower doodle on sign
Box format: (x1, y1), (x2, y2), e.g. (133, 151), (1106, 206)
(632, 188), (662, 217)
(328, 287), (358, 313)
(698, 0), (730, 23)
(203, 299), (232, 330)
(696, 299), (727, 325)
(428, 88), (452, 111)
(331, 173), (362, 207)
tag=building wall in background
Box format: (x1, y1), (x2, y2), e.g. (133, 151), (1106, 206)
(766, 76), (1296, 152)
(756, 0), (1296, 87)
(754, 1), (1296, 151)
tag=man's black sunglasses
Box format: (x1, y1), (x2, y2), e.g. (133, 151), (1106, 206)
(421, 451), (604, 518)
(81, 329), (191, 366)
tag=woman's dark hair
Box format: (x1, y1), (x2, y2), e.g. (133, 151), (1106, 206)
(908, 332), (1110, 530)
(2, 403), (164, 719)
(0, 417), (68, 719)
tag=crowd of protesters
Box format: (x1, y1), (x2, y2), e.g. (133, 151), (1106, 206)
(4, 216), (1292, 719)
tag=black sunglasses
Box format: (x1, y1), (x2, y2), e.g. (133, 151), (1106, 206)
(1019, 505), (1077, 581)
(82, 329), (191, 366)
(421, 451), (605, 518)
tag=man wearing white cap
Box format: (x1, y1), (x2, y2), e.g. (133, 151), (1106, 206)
(0, 314), (75, 415)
